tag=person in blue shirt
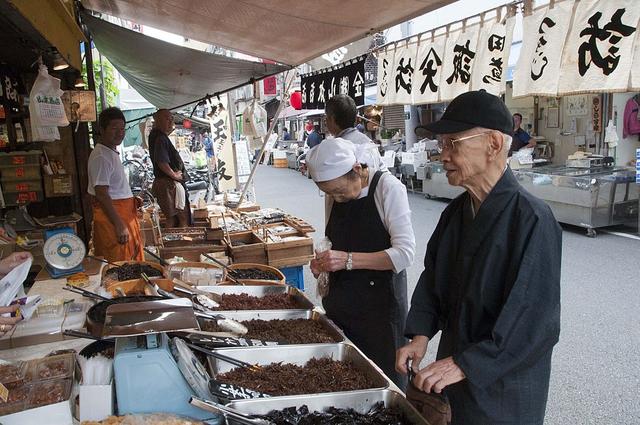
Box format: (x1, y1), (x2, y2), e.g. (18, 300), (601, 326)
(202, 131), (214, 159)
(509, 113), (536, 156)
(282, 127), (292, 141)
(306, 125), (322, 148)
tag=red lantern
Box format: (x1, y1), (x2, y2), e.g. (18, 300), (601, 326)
(305, 122), (314, 132)
(290, 91), (302, 110)
(183, 119), (192, 129)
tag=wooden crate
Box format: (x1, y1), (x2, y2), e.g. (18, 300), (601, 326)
(285, 216), (316, 234)
(225, 231), (267, 264)
(265, 235), (314, 268)
(161, 227), (208, 247)
(159, 243), (226, 262)
(273, 158), (288, 168)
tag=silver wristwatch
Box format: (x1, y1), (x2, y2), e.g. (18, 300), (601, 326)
(345, 252), (353, 271)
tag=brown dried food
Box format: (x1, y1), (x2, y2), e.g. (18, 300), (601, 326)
(229, 268), (280, 281)
(28, 379), (71, 408)
(215, 293), (301, 310)
(4, 385), (29, 403)
(105, 263), (163, 281)
(38, 359), (69, 380)
(217, 357), (376, 396)
(201, 318), (338, 344)
(0, 363), (25, 388)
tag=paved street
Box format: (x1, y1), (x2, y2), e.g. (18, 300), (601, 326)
(253, 164), (640, 424)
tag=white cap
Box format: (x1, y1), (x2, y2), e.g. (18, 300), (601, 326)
(306, 137), (357, 182)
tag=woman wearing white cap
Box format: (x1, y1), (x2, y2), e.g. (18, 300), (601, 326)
(307, 137), (415, 388)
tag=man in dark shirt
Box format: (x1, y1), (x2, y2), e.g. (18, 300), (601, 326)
(282, 127), (291, 141)
(149, 109), (191, 227)
(398, 90), (561, 424)
(306, 125), (322, 148)
(509, 112), (536, 155)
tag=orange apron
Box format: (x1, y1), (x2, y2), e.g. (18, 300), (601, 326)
(92, 198), (144, 263)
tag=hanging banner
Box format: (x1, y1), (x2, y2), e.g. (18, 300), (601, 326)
(208, 94), (236, 191)
(411, 35), (447, 105)
(558, 0), (639, 95)
(439, 26), (480, 102)
(513, 1), (574, 98)
(472, 16), (515, 96)
(301, 55), (366, 109)
(389, 43), (418, 105)
(376, 49), (394, 105)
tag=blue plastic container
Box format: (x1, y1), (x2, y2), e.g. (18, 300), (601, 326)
(279, 265), (304, 290)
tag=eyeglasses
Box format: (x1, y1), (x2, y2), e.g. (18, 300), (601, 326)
(437, 131), (492, 153)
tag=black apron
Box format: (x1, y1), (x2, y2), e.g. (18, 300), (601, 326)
(323, 171), (404, 387)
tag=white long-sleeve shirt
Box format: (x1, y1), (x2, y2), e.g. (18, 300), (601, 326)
(326, 171), (416, 273)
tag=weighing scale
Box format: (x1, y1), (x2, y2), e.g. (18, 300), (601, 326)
(114, 333), (222, 423)
(43, 227), (85, 278)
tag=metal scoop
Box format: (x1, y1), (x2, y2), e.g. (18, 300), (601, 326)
(190, 396), (274, 425)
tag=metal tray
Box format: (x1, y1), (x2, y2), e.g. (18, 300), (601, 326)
(197, 309), (345, 344)
(198, 285), (315, 311)
(226, 389), (429, 424)
(207, 343), (389, 393)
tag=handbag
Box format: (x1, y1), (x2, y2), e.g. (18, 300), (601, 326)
(405, 362), (452, 425)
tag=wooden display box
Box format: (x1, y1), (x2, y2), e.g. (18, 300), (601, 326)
(265, 234), (314, 268)
(224, 231), (267, 264)
(273, 158), (288, 168)
(285, 217), (316, 234)
(159, 243), (226, 262)
(161, 227), (208, 247)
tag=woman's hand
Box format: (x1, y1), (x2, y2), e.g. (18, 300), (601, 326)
(0, 305), (22, 337)
(0, 252), (32, 278)
(315, 250), (349, 272)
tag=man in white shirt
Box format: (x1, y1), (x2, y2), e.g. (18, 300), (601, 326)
(88, 107), (144, 262)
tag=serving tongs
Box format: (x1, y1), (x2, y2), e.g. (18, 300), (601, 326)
(202, 253), (244, 286)
(141, 273), (247, 335)
(63, 285), (111, 302)
(185, 342), (261, 372)
(190, 396), (274, 425)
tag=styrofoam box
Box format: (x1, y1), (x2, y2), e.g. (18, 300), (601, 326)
(272, 150), (288, 159)
(79, 383), (114, 422)
(0, 398), (73, 425)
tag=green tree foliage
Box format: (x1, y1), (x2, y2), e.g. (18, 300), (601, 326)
(81, 51), (119, 113)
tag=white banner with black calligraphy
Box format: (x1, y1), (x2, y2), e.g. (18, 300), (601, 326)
(512, 1), (574, 98)
(631, 28), (640, 90)
(558, 0), (639, 95)
(389, 44), (418, 105)
(472, 17), (515, 96)
(376, 49), (394, 105)
(412, 35), (447, 105)
(439, 26), (480, 102)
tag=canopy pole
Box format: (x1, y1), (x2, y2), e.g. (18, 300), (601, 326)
(235, 70), (297, 210)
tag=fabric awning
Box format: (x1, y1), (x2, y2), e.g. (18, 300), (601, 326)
(80, 0), (454, 67)
(81, 12), (290, 108)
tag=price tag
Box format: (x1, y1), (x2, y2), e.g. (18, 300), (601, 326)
(15, 167), (24, 177)
(12, 156), (25, 165)
(0, 383), (8, 403)
(209, 380), (270, 400)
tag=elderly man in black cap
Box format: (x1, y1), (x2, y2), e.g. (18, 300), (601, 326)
(396, 90), (561, 424)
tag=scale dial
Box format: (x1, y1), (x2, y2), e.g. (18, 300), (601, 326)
(43, 232), (86, 270)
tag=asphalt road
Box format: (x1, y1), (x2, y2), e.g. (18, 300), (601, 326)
(253, 164), (640, 424)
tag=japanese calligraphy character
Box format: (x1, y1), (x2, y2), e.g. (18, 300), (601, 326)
(578, 8), (636, 76)
(317, 80), (326, 104)
(339, 75), (350, 95)
(353, 71), (364, 97)
(488, 34), (506, 52)
(446, 40), (476, 84)
(531, 17), (556, 81)
(216, 159), (233, 181)
(419, 47), (442, 94)
(395, 57), (413, 94)
(301, 82), (307, 104)
(483, 57), (503, 84)
(331, 76), (339, 98)
(379, 58), (389, 97)
(309, 82), (316, 104)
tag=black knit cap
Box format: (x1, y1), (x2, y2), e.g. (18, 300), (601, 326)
(415, 90), (513, 137)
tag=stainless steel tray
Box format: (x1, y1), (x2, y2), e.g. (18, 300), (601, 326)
(197, 309), (345, 344)
(226, 389), (430, 424)
(198, 285), (316, 311)
(207, 343), (389, 393)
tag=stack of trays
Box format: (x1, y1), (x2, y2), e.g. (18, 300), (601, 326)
(192, 285), (427, 424)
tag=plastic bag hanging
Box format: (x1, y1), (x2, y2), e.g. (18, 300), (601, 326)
(28, 65), (69, 141)
(316, 237), (332, 298)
